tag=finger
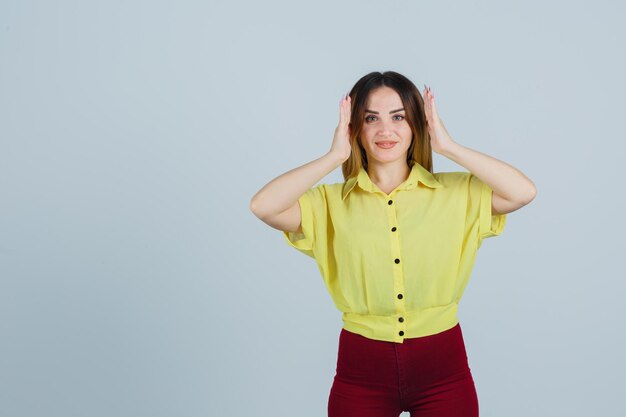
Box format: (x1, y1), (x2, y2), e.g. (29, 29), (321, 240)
(346, 93), (352, 117)
(339, 97), (342, 125)
(428, 87), (437, 114)
(426, 85), (434, 113)
(339, 94), (344, 122)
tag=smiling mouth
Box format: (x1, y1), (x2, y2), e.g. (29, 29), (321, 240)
(376, 141), (398, 148)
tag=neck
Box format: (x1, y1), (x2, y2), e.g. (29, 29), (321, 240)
(367, 161), (410, 187)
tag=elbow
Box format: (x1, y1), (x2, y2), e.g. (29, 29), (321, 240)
(526, 181), (537, 204)
(249, 195), (263, 219)
(519, 182), (537, 206)
(509, 182), (537, 211)
(249, 194), (273, 220)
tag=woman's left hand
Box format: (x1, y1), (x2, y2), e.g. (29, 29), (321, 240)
(423, 85), (457, 155)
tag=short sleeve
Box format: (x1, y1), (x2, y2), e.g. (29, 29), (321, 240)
(282, 184), (327, 259)
(467, 173), (507, 241)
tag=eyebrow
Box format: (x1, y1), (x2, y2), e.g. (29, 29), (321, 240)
(364, 108), (405, 114)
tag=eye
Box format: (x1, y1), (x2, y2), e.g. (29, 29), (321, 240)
(365, 114), (404, 122)
(365, 114), (405, 122)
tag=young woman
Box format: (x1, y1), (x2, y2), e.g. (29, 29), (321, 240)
(250, 71), (536, 417)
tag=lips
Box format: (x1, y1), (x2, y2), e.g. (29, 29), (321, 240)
(375, 141), (398, 149)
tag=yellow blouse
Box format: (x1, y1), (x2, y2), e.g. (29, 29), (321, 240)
(282, 162), (506, 343)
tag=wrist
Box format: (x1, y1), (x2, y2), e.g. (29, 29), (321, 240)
(439, 141), (463, 160)
(326, 150), (347, 167)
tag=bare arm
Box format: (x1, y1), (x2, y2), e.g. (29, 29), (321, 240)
(422, 85), (536, 215)
(249, 92), (353, 232)
(249, 151), (343, 218)
(441, 143), (536, 214)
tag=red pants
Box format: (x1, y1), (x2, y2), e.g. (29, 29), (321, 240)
(328, 322), (479, 417)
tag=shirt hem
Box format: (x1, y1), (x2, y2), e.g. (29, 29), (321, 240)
(341, 302), (459, 343)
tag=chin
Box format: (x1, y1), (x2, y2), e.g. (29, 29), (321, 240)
(369, 154), (407, 164)
(369, 147), (409, 161)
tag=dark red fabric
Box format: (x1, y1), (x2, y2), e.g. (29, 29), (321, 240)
(328, 322), (479, 417)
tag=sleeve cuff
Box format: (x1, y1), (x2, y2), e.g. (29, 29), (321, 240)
(479, 181), (507, 240)
(282, 191), (315, 258)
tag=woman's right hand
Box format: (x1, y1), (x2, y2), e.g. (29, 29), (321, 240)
(328, 93), (352, 163)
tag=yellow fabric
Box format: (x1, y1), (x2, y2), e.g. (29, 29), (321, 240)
(282, 162), (506, 343)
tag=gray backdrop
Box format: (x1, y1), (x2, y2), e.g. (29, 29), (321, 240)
(1, 1), (624, 416)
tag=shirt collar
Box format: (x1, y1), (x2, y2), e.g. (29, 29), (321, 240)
(342, 163), (442, 200)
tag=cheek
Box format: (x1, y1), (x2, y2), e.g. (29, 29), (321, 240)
(361, 127), (375, 142)
(400, 124), (413, 137)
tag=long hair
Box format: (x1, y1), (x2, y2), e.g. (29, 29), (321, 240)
(342, 71), (433, 181)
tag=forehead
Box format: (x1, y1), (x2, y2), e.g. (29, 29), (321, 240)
(366, 87), (403, 108)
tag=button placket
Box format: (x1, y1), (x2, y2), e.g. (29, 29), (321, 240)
(387, 194), (406, 341)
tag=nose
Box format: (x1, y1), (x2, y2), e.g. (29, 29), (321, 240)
(377, 120), (394, 137)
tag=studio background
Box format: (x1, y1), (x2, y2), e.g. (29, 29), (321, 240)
(1, 1), (624, 416)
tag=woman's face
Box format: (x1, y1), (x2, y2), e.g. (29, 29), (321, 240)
(359, 86), (413, 165)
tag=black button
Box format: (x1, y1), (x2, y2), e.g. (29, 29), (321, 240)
(398, 317), (404, 322)
(388, 200), (393, 205)
(394, 258), (400, 264)
(391, 227), (397, 232)
(399, 331), (404, 336)
(397, 293), (403, 299)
